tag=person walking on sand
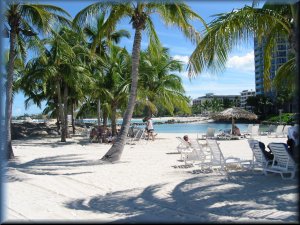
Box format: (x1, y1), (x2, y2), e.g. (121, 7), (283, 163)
(146, 116), (156, 141)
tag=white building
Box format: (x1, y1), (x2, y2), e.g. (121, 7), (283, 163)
(240, 89), (256, 109)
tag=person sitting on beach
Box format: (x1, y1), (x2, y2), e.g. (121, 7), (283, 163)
(90, 128), (98, 142)
(287, 124), (299, 163)
(183, 135), (191, 146)
(232, 125), (241, 136)
(259, 141), (274, 161)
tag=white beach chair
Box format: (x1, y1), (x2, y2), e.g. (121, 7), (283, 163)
(206, 139), (242, 171)
(268, 125), (284, 138)
(264, 142), (298, 179)
(127, 128), (144, 144)
(181, 139), (210, 166)
(283, 125), (291, 136)
(247, 139), (273, 171)
(249, 125), (260, 138)
(202, 127), (215, 140)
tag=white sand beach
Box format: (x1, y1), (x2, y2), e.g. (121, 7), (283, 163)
(4, 133), (298, 223)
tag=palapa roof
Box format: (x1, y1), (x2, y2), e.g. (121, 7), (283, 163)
(212, 107), (258, 120)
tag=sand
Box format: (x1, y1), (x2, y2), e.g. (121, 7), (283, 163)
(3, 133), (299, 223)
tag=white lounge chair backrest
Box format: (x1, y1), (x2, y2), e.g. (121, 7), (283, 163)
(206, 127), (215, 139)
(268, 143), (296, 170)
(247, 139), (269, 168)
(132, 128), (144, 141)
(283, 125), (291, 136)
(247, 124), (253, 134)
(275, 125), (284, 137)
(176, 136), (190, 152)
(265, 142), (297, 179)
(251, 125), (260, 137)
(206, 139), (225, 166)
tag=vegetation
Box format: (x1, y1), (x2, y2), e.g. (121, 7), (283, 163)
(263, 113), (296, 124)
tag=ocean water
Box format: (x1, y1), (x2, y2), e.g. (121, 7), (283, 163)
(78, 118), (255, 133)
(136, 122), (250, 133)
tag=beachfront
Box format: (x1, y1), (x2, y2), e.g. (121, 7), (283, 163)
(4, 133), (298, 223)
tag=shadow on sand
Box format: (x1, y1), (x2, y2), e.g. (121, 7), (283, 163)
(64, 171), (299, 223)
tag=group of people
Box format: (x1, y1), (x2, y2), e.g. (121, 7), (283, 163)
(182, 123), (299, 163)
(89, 126), (118, 144)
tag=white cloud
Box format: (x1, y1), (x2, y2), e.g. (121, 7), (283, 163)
(173, 55), (189, 64)
(226, 51), (254, 73)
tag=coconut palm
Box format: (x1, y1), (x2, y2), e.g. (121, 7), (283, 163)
(188, 1), (298, 94)
(138, 45), (190, 117)
(4, 1), (70, 159)
(82, 13), (130, 126)
(74, 1), (206, 162)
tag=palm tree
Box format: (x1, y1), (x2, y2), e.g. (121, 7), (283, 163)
(188, 1), (298, 97)
(4, 1), (70, 159)
(82, 13), (130, 126)
(139, 45), (190, 117)
(74, 1), (205, 162)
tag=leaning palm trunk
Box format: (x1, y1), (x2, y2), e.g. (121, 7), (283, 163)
(101, 28), (142, 162)
(57, 80), (66, 142)
(5, 27), (17, 160)
(111, 103), (117, 136)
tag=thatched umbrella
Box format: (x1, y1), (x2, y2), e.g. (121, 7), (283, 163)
(212, 107), (258, 134)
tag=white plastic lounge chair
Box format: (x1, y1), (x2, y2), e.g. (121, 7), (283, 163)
(180, 139), (210, 166)
(264, 142), (298, 179)
(283, 125), (291, 136)
(127, 128), (144, 144)
(247, 139), (273, 171)
(250, 125), (260, 138)
(201, 127), (215, 140)
(206, 139), (242, 171)
(268, 125), (284, 138)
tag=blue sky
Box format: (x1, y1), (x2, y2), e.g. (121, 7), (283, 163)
(9, 0), (257, 116)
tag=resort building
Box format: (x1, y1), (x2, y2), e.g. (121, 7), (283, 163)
(254, 35), (290, 97)
(192, 93), (240, 106)
(240, 89), (256, 109)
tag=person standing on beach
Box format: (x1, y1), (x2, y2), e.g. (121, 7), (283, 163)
(146, 116), (156, 141)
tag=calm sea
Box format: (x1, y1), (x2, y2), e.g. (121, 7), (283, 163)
(79, 118), (256, 133)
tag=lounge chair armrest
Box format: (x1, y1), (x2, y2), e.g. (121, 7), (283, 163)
(225, 157), (241, 163)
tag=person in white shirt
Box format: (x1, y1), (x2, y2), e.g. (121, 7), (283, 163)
(146, 117), (156, 141)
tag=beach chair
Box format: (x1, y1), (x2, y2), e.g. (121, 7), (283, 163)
(249, 125), (260, 138)
(202, 127), (215, 140)
(264, 142), (298, 179)
(180, 139), (210, 166)
(206, 139), (242, 171)
(126, 128), (144, 144)
(247, 139), (273, 171)
(283, 125), (291, 136)
(268, 125), (284, 138)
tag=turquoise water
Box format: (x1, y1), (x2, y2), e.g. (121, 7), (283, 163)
(136, 122), (250, 133)
(78, 118), (255, 133)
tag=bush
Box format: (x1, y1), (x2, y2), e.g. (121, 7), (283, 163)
(264, 113), (295, 124)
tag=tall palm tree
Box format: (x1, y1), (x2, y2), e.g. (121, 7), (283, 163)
(74, 1), (206, 162)
(82, 13), (130, 126)
(188, 1), (298, 95)
(139, 45), (190, 117)
(4, 1), (70, 159)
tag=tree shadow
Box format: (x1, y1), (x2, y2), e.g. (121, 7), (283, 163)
(5, 154), (105, 176)
(64, 171), (299, 223)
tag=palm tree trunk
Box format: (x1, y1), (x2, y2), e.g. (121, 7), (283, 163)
(57, 80), (66, 142)
(111, 103), (117, 136)
(101, 27), (142, 162)
(63, 85), (69, 138)
(97, 98), (101, 126)
(5, 28), (17, 160)
(103, 111), (108, 128)
(71, 101), (75, 135)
